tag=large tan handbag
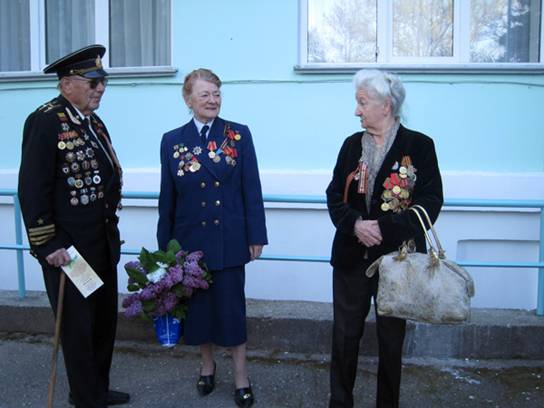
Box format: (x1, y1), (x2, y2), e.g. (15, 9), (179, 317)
(366, 205), (475, 324)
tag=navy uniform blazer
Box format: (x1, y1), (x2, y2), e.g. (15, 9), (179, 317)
(18, 95), (122, 272)
(327, 124), (443, 269)
(157, 117), (268, 270)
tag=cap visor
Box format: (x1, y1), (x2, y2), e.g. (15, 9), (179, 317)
(81, 68), (109, 79)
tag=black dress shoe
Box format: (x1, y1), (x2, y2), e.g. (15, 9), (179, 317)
(196, 362), (216, 396)
(234, 381), (254, 408)
(106, 390), (130, 405)
(69, 390), (130, 406)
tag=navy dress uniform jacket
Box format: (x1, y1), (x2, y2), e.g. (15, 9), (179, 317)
(157, 117), (268, 269)
(18, 95), (122, 270)
(18, 94), (122, 408)
(327, 124), (444, 267)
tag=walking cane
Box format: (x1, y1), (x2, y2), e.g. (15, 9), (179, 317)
(47, 271), (66, 408)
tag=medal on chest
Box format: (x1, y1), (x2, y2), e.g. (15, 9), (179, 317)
(206, 124), (240, 167)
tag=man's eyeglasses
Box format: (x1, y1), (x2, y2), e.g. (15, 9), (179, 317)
(70, 76), (108, 89)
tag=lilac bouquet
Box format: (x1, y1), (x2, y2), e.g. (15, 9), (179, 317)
(122, 239), (211, 321)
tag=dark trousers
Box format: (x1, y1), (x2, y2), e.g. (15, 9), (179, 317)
(43, 262), (118, 408)
(329, 267), (406, 408)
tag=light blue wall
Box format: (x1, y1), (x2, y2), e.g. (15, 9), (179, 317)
(1, 1), (543, 309)
(1, 0), (543, 173)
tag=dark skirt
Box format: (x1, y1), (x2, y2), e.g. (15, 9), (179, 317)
(183, 265), (247, 347)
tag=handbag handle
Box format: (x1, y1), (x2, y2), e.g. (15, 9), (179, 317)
(408, 207), (438, 261)
(410, 205), (446, 259)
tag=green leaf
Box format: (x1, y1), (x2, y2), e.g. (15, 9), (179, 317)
(172, 284), (185, 298)
(139, 248), (158, 272)
(167, 239), (182, 254)
(165, 251), (177, 265)
(127, 283), (140, 292)
(172, 303), (187, 320)
(125, 267), (148, 286)
(142, 299), (155, 313)
(203, 270), (213, 283)
(153, 250), (174, 266)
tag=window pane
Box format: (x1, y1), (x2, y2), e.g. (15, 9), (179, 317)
(393, 0), (453, 57)
(307, 0), (377, 63)
(46, 0), (95, 64)
(109, 0), (171, 67)
(0, 0), (30, 71)
(471, 0), (541, 62)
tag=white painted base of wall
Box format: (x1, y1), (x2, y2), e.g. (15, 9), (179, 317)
(1, 169), (543, 310)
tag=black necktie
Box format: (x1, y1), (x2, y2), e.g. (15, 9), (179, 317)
(200, 125), (209, 145)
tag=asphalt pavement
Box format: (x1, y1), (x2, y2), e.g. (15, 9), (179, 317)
(1, 333), (543, 408)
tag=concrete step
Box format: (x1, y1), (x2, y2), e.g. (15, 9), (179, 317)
(1, 290), (543, 360)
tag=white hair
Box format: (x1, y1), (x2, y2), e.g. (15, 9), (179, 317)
(353, 69), (406, 118)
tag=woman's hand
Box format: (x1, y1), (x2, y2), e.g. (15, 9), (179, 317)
(354, 219), (382, 247)
(249, 245), (263, 261)
(45, 248), (72, 268)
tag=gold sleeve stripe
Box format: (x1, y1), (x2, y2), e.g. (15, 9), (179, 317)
(29, 233), (55, 241)
(29, 234), (55, 246)
(28, 224), (55, 234)
(28, 229), (55, 238)
(28, 229), (56, 238)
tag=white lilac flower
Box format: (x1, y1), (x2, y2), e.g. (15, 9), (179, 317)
(147, 263), (168, 283)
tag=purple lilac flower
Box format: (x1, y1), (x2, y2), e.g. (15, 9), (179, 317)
(175, 250), (188, 263)
(182, 274), (209, 290)
(124, 299), (143, 318)
(163, 292), (178, 311)
(140, 286), (156, 301)
(168, 265), (184, 285)
(186, 251), (203, 263)
(125, 261), (145, 273)
(122, 293), (141, 308)
(184, 260), (203, 278)
(156, 292), (178, 316)
(126, 261), (146, 284)
(149, 278), (167, 295)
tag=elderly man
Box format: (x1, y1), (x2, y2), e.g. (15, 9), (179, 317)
(18, 45), (128, 408)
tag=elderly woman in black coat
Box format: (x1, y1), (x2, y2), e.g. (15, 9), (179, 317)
(326, 69), (443, 408)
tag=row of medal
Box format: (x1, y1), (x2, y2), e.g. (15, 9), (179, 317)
(207, 139), (238, 167)
(62, 157), (100, 174)
(172, 142), (239, 177)
(65, 170), (102, 189)
(57, 127), (104, 205)
(58, 137), (99, 153)
(69, 186), (104, 206)
(380, 157), (417, 213)
(173, 144), (201, 177)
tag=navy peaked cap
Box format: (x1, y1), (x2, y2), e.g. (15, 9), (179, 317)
(43, 44), (108, 79)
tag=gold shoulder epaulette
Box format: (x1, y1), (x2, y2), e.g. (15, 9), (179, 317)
(38, 101), (62, 114)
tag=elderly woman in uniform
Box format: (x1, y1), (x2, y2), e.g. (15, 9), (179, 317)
(157, 68), (267, 407)
(326, 69), (443, 408)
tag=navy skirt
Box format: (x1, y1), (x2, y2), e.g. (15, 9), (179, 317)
(183, 265), (247, 347)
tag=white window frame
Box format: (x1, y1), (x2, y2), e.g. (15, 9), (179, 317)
(297, 0), (544, 74)
(0, 0), (175, 81)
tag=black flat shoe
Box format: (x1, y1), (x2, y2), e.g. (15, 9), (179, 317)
(69, 390), (130, 406)
(234, 380), (254, 408)
(196, 362), (216, 396)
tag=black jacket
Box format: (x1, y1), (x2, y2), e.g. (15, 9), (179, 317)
(327, 124), (443, 268)
(18, 95), (122, 271)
